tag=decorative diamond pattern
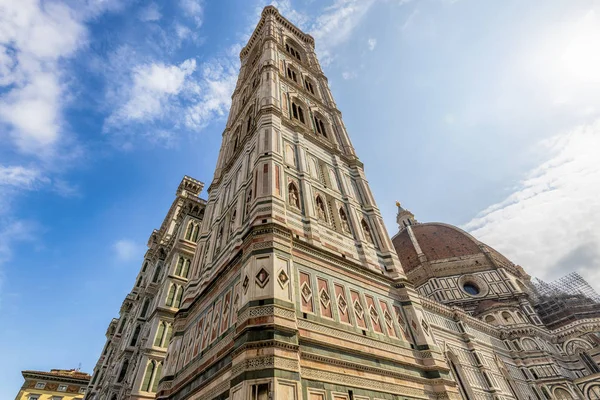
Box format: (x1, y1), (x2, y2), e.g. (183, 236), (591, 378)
(255, 268), (269, 288)
(300, 282), (312, 303)
(353, 299), (364, 319)
(277, 269), (289, 288)
(242, 275), (249, 294)
(337, 294), (348, 315)
(369, 305), (379, 323)
(319, 288), (331, 308)
(384, 310), (393, 328)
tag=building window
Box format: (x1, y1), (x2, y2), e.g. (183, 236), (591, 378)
(35, 382), (46, 389)
(463, 283), (480, 295)
(117, 359), (129, 383)
(141, 360), (163, 393)
(304, 78), (315, 95)
(313, 115), (327, 138)
(285, 43), (301, 61)
(286, 66), (298, 83)
(140, 298), (150, 318)
(28, 395), (40, 400)
(291, 102), (305, 124)
(250, 383), (270, 400)
(51, 397), (63, 400)
(130, 325), (141, 347)
(58, 384), (68, 391)
(484, 315), (497, 325)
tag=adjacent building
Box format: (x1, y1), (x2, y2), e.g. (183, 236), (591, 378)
(15, 369), (90, 400)
(84, 176), (206, 400)
(85, 6), (600, 400)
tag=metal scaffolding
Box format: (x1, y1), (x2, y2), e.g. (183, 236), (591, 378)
(531, 272), (600, 329)
(532, 272), (600, 303)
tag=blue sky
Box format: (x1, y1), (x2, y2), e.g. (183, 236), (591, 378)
(1, 0), (600, 396)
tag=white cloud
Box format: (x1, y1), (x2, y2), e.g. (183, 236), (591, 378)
(342, 71), (357, 80)
(113, 239), (144, 262)
(310, 0), (376, 65)
(183, 56), (238, 130)
(180, 0), (204, 27)
(106, 58), (197, 126)
(139, 2), (161, 22)
(464, 120), (600, 291)
(0, 0), (87, 154)
(0, 165), (47, 189)
(367, 38), (377, 51)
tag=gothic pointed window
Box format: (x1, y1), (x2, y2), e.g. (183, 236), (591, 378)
(182, 259), (191, 278)
(298, 106), (305, 123)
(136, 276), (143, 287)
(141, 361), (155, 392)
(175, 257), (184, 276)
(117, 359), (129, 383)
(314, 115), (327, 138)
(315, 195), (327, 221)
(185, 222), (194, 240)
(130, 325), (141, 346)
(166, 285), (176, 307)
(304, 78), (315, 95)
(118, 318), (127, 334)
(151, 362), (163, 392)
(192, 223), (200, 242)
(140, 298), (150, 318)
(152, 264), (161, 283)
(292, 102), (298, 120)
(154, 322), (166, 347)
(288, 182), (300, 208)
(174, 286), (184, 308)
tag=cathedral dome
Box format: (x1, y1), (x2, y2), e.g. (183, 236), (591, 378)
(392, 222), (524, 279)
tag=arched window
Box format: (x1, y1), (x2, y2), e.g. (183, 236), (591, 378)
(141, 361), (156, 392)
(553, 388), (573, 399)
(118, 318), (127, 334)
(501, 311), (515, 324)
(291, 102), (305, 124)
(304, 77), (315, 95)
(588, 385), (600, 399)
(185, 222), (194, 240)
(182, 259), (191, 278)
(285, 41), (302, 61)
(152, 362), (163, 392)
(286, 66), (298, 82)
(175, 257), (184, 276)
(516, 311), (526, 322)
(288, 182), (300, 208)
(130, 325), (141, 346)
(166, 285), (176, 307)
(314, 115), (327, 138)
(154, 321), (166, 347)
(174, 286), (184, 308)
(152, 264), (162, 283)
(315, 195), (327, 221)
(361, 219), (374, 245)
(117, 359), (129, 383)
(140, 298), (150, 318)
(484, 315), (497, 325)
